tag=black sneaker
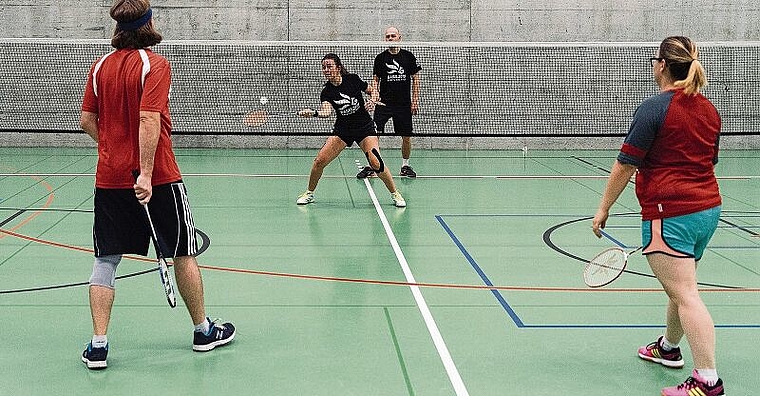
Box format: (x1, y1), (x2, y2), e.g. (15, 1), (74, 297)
(82, 342), (108, 370)
(400, 165), (417, 177)
(356, 166), (375, 179)
(193, 319), (236, 352)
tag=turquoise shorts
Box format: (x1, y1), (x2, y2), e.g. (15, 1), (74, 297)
(641, 206), (721, 261)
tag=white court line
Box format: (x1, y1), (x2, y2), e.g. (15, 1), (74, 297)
(3, 172), (758, 180)
(356, 161), (469, 396)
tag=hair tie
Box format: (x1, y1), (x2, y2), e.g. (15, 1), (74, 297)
(116, 8), (152, 31)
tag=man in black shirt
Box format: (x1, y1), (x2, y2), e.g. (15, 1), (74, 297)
(357, 26), (422, 178)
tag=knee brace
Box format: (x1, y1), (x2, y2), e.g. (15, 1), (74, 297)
(89, 254), (122, 289)
(364, 148), (385, 173)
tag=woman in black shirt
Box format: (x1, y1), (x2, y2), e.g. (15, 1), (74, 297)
(296, 53), (406, 207)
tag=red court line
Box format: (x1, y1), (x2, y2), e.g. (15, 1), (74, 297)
(0, 174), (55, 241)
(2, 227), (758, 293)
(0, 227), (154, 264)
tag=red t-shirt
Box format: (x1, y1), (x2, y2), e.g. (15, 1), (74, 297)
(82, 48), (181, 189)
(618, 89), (722, 220)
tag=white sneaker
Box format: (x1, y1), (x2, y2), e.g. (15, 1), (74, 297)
(296, 191), (314, 205)
(391, 191), (406, 207)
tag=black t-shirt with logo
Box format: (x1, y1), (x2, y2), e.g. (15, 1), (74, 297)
(373, 49), (422, 106)
(320, 73), (374, 134)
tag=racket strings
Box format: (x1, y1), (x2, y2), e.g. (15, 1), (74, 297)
(584, 248), (627, 287)
(590, 252), (625, 272)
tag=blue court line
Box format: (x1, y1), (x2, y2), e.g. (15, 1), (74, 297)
(598, 229), (631, 249)
(436, 214), (760, 329)
(435, 215), (525, 327)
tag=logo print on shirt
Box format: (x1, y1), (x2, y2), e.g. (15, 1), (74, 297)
(334, 92), (360, 116)
(386, 60), (406, 75)
(386, 60), (407, 82)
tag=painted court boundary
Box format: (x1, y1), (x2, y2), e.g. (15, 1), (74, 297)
(436, 213), (760, 329)
(357, 161), (469, 396)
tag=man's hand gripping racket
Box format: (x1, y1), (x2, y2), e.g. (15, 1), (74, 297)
(133, 170), (177, 308)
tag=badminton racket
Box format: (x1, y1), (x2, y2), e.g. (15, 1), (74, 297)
(583, 246), (643, 288)
(243, 109), (294, 128)
(132, 170), (177, 308)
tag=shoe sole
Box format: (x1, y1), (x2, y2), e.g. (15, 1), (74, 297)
(296, 197), (314, 205)
(193, 331), (236, 352)
(82, 356), (107, 369)
(638, 352), (684, 368)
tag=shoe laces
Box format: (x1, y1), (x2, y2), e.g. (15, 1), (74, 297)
(677, 377), (701, 390)
(201, 318), (228, 337)
(209, 318), (226, 330)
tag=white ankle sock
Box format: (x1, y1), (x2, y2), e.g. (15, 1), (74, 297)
(696, 369), (719, 386)
(194, 318), (210, 334)
(402, 159), (410, 167)
(660, 336), (679, 351)
(91, 335), (108, 347)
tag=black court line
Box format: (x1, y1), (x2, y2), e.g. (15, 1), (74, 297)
(719, 218), (760, 237)
(0, 228), (211, 295)
(0, 209), (26, 228)
(0, 268), (157, 295)
(542, 214), (743, 289)
(572, 156), (613, 174)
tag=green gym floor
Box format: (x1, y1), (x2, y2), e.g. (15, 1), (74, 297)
(1, 146), (758, 395)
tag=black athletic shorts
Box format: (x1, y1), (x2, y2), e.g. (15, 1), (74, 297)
(373, 105), (413, 136)
(334, 120), (377, 147)
(93, 181), (198, 258)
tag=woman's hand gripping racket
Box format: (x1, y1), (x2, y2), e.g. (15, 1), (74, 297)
(132, 170), (177, 308)
(583, 246), (643, 288)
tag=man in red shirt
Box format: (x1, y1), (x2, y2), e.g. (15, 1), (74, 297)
(80, 0), (234, 370)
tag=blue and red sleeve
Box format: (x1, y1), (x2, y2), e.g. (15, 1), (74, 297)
(617, 92), (674, 167)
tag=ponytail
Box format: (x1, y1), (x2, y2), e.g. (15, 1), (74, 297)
(659, 36), (707, 95)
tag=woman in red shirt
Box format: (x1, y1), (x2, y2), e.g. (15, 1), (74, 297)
(592, 36), (724, 396)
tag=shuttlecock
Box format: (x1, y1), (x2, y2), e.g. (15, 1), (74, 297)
(259, 96), (268, 105)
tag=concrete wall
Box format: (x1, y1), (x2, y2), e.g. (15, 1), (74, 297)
(1, 1), (759, 149)
(1, 0), (759, 42)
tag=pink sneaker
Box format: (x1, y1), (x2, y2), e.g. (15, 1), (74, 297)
(661, 370), (724, 396)
(638, 336), (685, 368)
